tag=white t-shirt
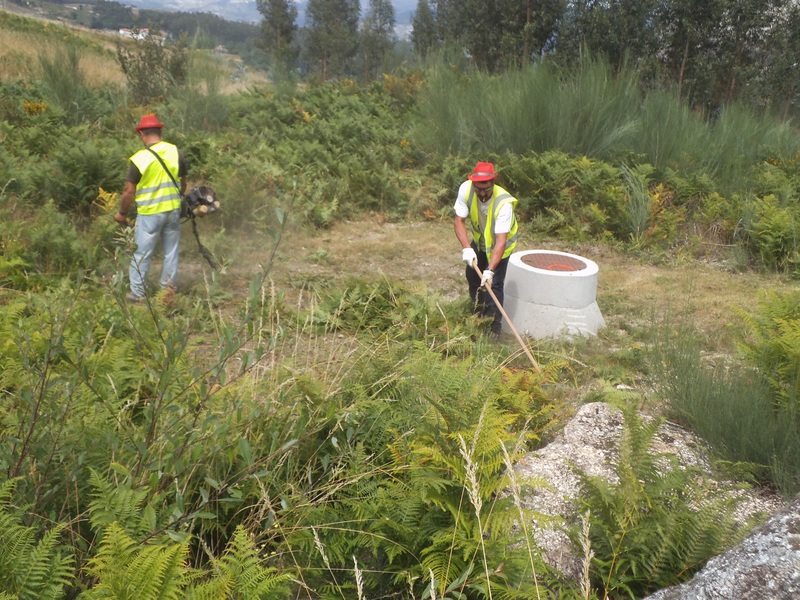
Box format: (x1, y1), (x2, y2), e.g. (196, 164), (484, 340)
(453, 180), (513, 235)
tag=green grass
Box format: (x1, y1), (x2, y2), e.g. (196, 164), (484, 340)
(3, 13), (800, 598)
(651, 324), (800, 498)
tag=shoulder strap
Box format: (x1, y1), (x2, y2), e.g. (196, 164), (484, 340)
(147, 147), (218, 271)
(146, 146), (181, 193)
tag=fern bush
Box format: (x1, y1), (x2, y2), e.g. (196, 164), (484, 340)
(79, 523), (291, 599)
(267, 344), (559, 599)
(446, 150), (627, 242)
(32, 133), (124, 212)
(575, 409), (751, 599)
(20, 201), (87, 276)
(226, 80), (413, 223)
(743, 195), (800, 273)
(734, 290), (800, 409)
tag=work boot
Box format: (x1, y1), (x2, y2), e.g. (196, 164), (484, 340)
(126, 292), (144, 303)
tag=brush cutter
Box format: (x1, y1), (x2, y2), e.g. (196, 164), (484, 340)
(182, 185), (220, 270)
(182, 184), (220, 218)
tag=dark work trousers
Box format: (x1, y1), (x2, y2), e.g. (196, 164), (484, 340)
(465, 242), (509, 334)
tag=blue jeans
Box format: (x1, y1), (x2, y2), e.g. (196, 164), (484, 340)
(129, 210), (181, 298)
(465, 242), (509, 334)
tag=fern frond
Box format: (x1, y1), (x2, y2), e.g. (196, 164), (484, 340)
(83, 522), (190, 600)
(216, 526), (291, 597)
(87, 469), (153, 538)
(0, 480), (74, 600)
(16, 525), (74, 600)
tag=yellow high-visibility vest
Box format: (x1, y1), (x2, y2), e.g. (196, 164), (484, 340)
(466, 183), (519, 258)
(130, 141), (182, 215)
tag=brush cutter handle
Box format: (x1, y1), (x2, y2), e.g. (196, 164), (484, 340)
(472, 261), (542, 374)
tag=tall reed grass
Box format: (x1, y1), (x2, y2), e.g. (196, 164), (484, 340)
(651, 325), (800, 498)
(414, 56), (800, 194)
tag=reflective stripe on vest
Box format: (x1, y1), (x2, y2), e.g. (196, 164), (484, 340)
(466, 183), (519, 259)
(130, 141), (182, 215)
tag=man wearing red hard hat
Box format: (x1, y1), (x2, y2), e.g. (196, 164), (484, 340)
(453, 161), (519, 336)
(115, 114), (188, 301)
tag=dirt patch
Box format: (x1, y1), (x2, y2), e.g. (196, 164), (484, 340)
(179, 217), (796, 358)
(269, 220), (791, 344)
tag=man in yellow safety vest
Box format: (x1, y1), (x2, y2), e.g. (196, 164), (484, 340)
(115, 114), (187, 302)
(453, 161), (519, 336)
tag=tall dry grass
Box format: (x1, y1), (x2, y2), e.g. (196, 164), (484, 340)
(0, 20), (124, 85)
(0, 11), (264, 92)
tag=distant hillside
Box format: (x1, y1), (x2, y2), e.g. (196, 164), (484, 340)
(122, 0), (262, 25)
(1, 0), (267, 69)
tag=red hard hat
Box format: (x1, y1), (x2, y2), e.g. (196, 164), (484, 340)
(135, 114), (164, 132)
(468, 162), (497, 182)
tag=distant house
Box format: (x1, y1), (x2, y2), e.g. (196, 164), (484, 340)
(119, 27), (148, 40)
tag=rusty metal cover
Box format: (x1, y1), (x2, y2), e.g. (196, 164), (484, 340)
(520, 252), (587, 272)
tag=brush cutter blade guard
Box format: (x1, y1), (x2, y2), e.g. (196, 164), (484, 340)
(184, 185), (220, 218)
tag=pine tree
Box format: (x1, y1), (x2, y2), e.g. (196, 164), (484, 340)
(360, 0), (396, 81)
(411, 0), (437, 57)
(306, 0), (361, 81)
(256, 0), (299, 78)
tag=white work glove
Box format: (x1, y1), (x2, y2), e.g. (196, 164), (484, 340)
(462, 247), (477, 266)
(481, 269), (494, 288)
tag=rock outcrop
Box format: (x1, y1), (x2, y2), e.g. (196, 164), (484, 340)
(643, 495), (800, 599)
(512, 402), (787, 588)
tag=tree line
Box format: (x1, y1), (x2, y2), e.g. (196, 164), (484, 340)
(410, 0), (800, 117)
(258, 0), (398, 82)
(18, 0), (799, 118)
(258, 0), (800, 118)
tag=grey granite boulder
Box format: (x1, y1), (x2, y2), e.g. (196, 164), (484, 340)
(643, 495), (800, 599)
(512, 402), (786, 587)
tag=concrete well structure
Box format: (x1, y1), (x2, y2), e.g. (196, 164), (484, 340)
(502, 250), (605, 339)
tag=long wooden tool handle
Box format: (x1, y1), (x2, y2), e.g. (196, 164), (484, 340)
(473, 262), (542, 374)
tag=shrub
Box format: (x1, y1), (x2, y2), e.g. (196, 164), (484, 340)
(735, 290), (800, 409)
(38, 44), (97, 125)
(21, 201), (88, 276)
(744, 195), (800, 274)
(499, 151), (626, 241)
(31, 133), (124, 213)
(116, 29), (189, 104)
(227, 81), (412, 224)
(162, 52), (232, 132)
